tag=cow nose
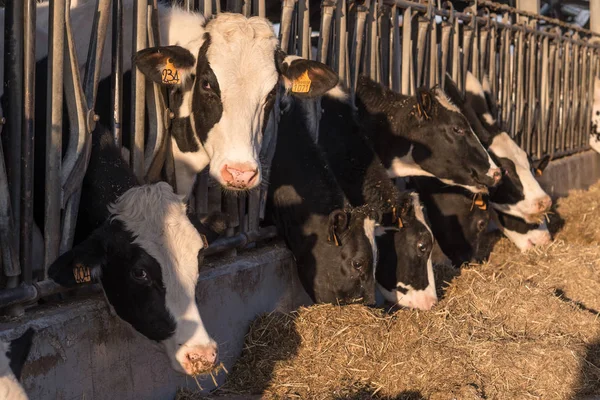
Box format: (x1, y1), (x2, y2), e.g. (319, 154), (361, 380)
(184, 344), (218, 375)
(536, 195), (552, 213)
(220, 163), (259, 189)
(490, 167), (502, 185)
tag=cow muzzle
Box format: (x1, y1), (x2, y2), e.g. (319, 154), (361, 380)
(178, 342), (219, 376)
(220, 162), (260, 190)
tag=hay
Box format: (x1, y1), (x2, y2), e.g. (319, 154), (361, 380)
(181, 183), (600, 400)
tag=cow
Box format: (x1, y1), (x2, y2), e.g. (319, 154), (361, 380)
(591, 77), (600, 153)
(47, 125), (227, 376)
(30, 0), (338, 199)
(0, 328), (34, 400)
(308, 84), (437, 310)
(267, 83), (380, 305)
(460, 72), (553, 224)
(354, 75), (502, 194)
(409, 177), (491, 266)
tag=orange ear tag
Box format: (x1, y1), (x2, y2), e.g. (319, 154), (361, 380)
(535, 169), (543, 177)
(161, 59), (180, 84)
(73, 263), (92, 283)
(291, 70), (312, 93)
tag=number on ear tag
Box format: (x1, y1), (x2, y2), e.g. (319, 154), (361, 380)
(291, 70), (312, 93)
(161, 59), (180, 84)
(73, 263), (92, 284)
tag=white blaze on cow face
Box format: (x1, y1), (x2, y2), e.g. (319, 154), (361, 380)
(377, 193), (438, 311)
(363, 218), (379, 278)
(501, 219), (552, 252)
(489, 133), (552, 222)
(109, 183), (216, 375)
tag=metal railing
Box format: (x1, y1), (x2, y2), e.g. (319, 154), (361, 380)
(0, 0), (597, 313)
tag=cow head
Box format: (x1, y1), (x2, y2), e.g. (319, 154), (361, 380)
(355, 75), (501, 194)
(376, 192), (438, 310)
(0, 328), (34, 400)
(133, 13), (338, 196)
(48, 182), (223, 376)
(591, 77), (600, 153)
(317, 206), (380, 305)
(492, 209), (551, 252)
(464, 72), (552, 224)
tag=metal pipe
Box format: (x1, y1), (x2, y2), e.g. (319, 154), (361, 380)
(21, 0), (36, 284)
(112, 0), (124, 147)
(3, 0), (24, 256)
(131, 0), (148, 179)
(45, 0), (66, 276)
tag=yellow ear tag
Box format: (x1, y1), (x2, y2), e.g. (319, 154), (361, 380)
(291, 70), (312, 93)
(398, 217), (404, 228)
(73, 263), (92, 284)
(474, 194), (487, 211)
(535, 168), (543, 177)
(161, 59), (180, 84)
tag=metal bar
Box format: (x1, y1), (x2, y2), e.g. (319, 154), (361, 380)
(401, 6), (412, 95)
(279, 0), (296, 54)
(21, 0), (36, 284)
(335, 0), (348, 84)
(3, 0), (24, 257)
(112, 0), (124, 147)
(45, 0), (66, 274)
(297, 0), (310, 59)
(0, 139), (20, 279)
(451, 10), (460, 89)
(391, 4), (401, 91)
(351, 1), (369, 97)
(131, 0), (148, 180)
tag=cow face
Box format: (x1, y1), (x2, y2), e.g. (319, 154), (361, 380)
(355, 76), (500, 194)
(376, 193), (438, 310)
(48, 183), (217, 376)
(493, 210), (551, 252)
(133, 13), (338, 197)
(0, 328), (34, 400)
(317, 207), (379, 305)
(464, 72), (552, 223)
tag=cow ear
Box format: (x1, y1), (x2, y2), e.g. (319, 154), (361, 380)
(534, 155), (551, 176)
(134, 45), (196, 86)
(47, 228), (106, 287)
(7, 328), (34, 381)
(276, 52), (339, 98)
(414, 87), (434, 120)
(188, 211), (230, 245)
(328, 209), (349, 246)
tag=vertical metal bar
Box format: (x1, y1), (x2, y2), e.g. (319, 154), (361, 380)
(569, 36), (580, 151)
(451, 10), (460, 90)
(439, 5), (452, 89)
(297, 0), (310, 59)
(391, 4), (401, 92)
(462, 22), (473, 93)
(21, 0), (36, 284)
(0, 139), (21, 280)
(489, 17), (497, 98)
(317, 1), (335, 64)
(479, 23), (489, 80)
(549, 37), (561, 156)
(131, 0), (148, 180)
(501, 23), (511, 131)
(539, 35), (549, 156)
(3, 0), (24, 258)
(45, 0), (66, 273)
(112, 0), (123, 147)
(416, 15), (429, 88)
(279, 0), (296, 54)
(560, 38), (571, 153)
(401, 7), (413, 95)
(335, 0), (348, 84)
(525, 29), (537, 155)
(428, 11), (437, 87)
(352, 1), (369, 96)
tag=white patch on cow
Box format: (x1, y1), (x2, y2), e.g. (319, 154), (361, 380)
(171, 137), (209, 201)
(363, 218), (378, 277)
(489, 132), (551, 222)
(378, 193), (437, 311)
(107, 182), (214, 374)
(434, 90), (461, 113)
(389, 149), (488, 194)
(591, 77), (600, 153)
(501, 219), (552, 252)
(0, 341), (28, 400)
(325, 85), (351, 103)
(482, 112), (496, 126)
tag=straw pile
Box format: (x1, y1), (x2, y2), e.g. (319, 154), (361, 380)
(180, 183), (600, 400)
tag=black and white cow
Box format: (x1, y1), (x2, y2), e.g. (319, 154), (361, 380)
(462, 72), (553, 224)
(33, 0), (338, 199)
(354, 75), (502, 194)
(267, 84), (380, 305)
(310, 85), (437, 310)
(48, 125), (226, 376)
(0, 328), (34, 400)
(590, 77), (600, 153)
(409, 177), (491, 266)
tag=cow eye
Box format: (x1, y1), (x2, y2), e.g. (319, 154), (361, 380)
(477, 219), (487, 232)
(130, 267), (150, 283)
(596, 111), (600, 116)
(202, 80), (211, 90)
(351, 260), (363, 271)
(417, 241), (428, 254)
(453, 127), (465, 136)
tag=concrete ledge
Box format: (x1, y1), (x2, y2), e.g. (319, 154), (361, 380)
(0, 244), (308, 400)
(539, 150), (600, 198)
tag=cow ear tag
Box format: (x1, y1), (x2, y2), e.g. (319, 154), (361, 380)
(328, 232), (341, 246)
(161, 58), (180, 84)
(73, 263), (92, 284)
(291, 70), (312, 94)
(535, 168), (543, 177)
(474, 194), (487, 211)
